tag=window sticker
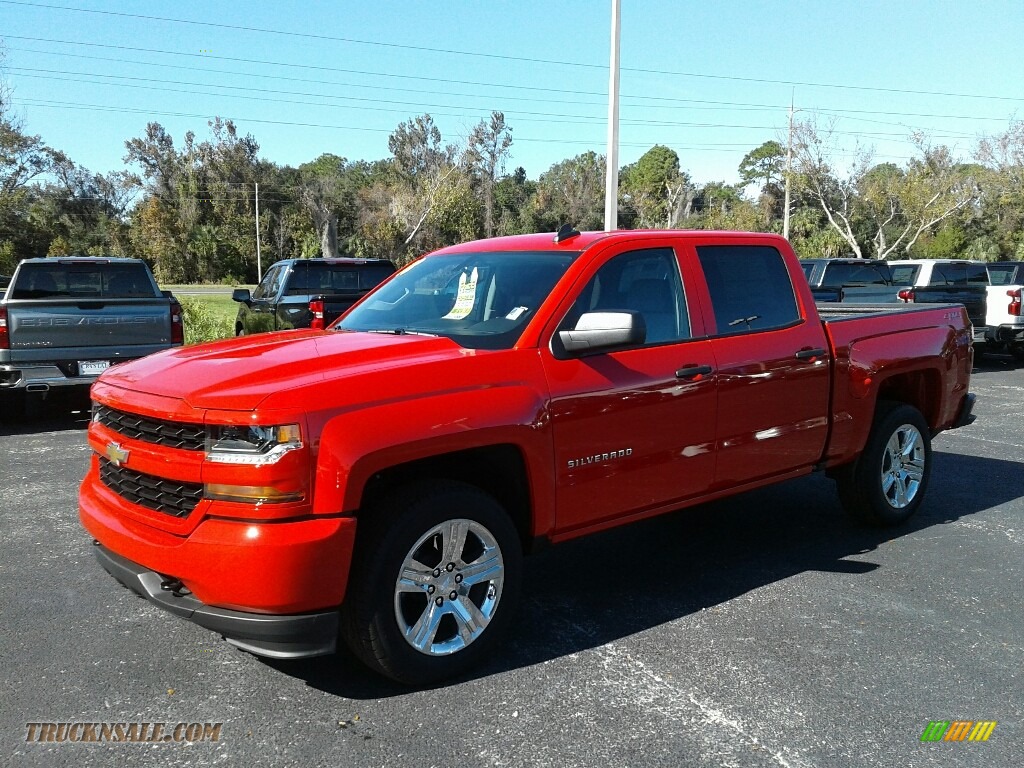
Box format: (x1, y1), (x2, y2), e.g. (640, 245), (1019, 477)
(443, 267), (479, 319)
(505, 306), (528, 321)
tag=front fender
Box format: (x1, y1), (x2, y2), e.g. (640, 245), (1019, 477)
(311, 385), (554, 535)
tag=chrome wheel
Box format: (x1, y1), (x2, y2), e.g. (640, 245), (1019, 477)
(394, 518), (505, 656)
(880, 423), (925, 509)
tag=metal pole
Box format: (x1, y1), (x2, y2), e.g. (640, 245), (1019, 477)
(783, 96), (794, 240)
(255, 182), (262, 281)
(604, 0), (621, 232)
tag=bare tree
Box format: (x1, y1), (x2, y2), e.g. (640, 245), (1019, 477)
(792, 119), (979, 259)
(466, 111), (513, 237)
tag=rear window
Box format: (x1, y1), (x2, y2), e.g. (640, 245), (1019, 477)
(696, 245), (801, 334)
(10, 262), (158, 299)
(889, 264), (921, 285)
(928, 263), (988, 285)
(286, 261), (396, 295)
(819, 262), (891, 286)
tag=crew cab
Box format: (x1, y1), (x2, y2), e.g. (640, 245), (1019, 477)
(887, 259), (989, 344)
(983, 261), (1024, 358)
(231, 257), (395, 335)
(1, 257), (182, 414)
(801, 257), (899, 303)
(80, 230), (975, 685)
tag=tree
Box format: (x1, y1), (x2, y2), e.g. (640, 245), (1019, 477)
(466, 111), (513, 238)
(791, 118), (979, 259)
(387, 114), (469, 252)
(298, 154), (348, 259)
(620, 145), (694, 229)
(738, 140), (785, 192)
(533, 151), (606, 231)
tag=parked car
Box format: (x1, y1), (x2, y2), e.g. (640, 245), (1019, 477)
(983, 261), (1024, 358)
(1, 257), (182, 415)
(231, 257), (395, 335)
(887, 259), (989, 345)
(80, 230), (975, 685)
(802, 258), (899, 303)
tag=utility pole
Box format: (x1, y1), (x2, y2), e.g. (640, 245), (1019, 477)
(255, 182), (262, 281)
(783, 95), (794, 240)
(604, 0), (621, 232)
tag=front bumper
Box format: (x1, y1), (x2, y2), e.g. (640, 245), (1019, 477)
(951, 393), (977, 430)
(94, 544), (339, 659)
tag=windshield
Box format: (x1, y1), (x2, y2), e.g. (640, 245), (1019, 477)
(338, 251), (578, 350)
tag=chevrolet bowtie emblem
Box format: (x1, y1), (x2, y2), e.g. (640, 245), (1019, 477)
(105, 442), (130, 467)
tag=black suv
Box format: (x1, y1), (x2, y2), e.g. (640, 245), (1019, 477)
(232, 258), (395, 335)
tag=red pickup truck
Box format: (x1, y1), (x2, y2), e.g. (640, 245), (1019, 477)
(79, 230), (975, 685)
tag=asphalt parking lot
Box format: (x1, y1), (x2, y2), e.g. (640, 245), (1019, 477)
(1, 358), (1021, 768)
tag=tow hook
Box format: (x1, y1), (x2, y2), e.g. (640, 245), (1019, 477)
(159, 578), (191, 597)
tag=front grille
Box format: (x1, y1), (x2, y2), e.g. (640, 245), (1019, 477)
(94, 404), (205, 451)
(98, 458), (203, 517)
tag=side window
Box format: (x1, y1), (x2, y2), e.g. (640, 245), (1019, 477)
(560, 247), (690, 345)
(696, 245), (801, 335)
(889, 265), (920, 285)
(252, 266), (283, 300)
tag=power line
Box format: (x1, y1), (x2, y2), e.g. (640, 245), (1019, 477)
(4, 1), (1024, 104)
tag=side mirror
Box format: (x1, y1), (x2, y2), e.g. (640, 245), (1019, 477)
(558, 311), (645, 354)
(232, 288), (252, 305)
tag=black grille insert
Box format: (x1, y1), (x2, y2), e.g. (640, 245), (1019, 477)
(98, 458), (203, 517)
(94, 404), (205, 451)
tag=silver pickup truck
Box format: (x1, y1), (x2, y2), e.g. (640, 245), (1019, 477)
(0, 257), (182, 414)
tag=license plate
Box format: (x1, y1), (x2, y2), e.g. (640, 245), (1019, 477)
(79, 360), (110, 376)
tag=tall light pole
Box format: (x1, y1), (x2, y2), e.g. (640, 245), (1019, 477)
(783, 96), (794, 240)
(255, 182), (262, 281)
(604, 0), (621, 232)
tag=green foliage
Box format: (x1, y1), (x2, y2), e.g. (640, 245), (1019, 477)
(964, 236), (1001, 262)
(177, 295), (234, 345)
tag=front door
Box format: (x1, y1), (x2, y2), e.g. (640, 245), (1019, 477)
(540, 243), (718, 534)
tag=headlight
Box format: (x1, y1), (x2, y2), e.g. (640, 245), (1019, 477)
(206, 424), (302, 465)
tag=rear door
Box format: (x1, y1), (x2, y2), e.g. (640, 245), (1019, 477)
(540, 240), (718, 534)
(691, 242), (831, 489)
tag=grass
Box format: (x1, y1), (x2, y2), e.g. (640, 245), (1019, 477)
(162, 285), (250, 344)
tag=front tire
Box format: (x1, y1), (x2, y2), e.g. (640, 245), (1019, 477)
(837, 402), (932, 526)
(342, 481), (522, 685)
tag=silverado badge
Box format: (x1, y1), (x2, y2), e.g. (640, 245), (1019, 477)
(105, 442), (130, 467)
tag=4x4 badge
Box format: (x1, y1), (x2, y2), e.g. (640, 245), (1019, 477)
(105, 442), (130, 467)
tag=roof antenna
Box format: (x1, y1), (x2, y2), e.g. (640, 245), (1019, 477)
(553, 224), (581, 244)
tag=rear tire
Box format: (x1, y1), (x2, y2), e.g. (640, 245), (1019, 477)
(837, 402), (932, 527)
(341, 481), (522, 686)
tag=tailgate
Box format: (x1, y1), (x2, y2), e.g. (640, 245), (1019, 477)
(7, 298), (172, 352)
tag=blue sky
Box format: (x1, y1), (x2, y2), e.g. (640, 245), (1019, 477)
(2, 0), (1023, 187)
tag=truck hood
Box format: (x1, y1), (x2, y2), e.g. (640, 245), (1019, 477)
(99, 329), (471, 411)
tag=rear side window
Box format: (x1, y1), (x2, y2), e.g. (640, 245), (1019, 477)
(11, 262), (158, 299)
(696, 245), (801, 335)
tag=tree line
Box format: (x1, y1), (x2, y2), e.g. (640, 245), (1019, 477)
(2, 95), (1023, 283)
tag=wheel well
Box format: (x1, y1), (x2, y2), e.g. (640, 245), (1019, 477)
(360, 444), (534, 551)
(876, 369), (941, 427)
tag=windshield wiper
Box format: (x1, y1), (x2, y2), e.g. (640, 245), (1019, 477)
(364, 328), (438, 337)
